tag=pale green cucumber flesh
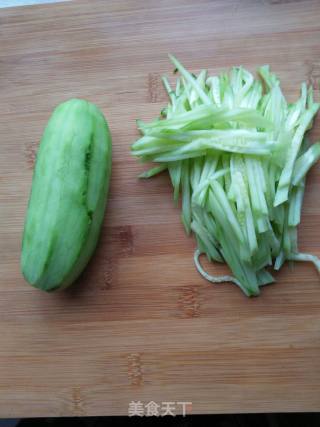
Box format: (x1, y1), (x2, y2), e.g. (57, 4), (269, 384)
(21, 98), (112, 291)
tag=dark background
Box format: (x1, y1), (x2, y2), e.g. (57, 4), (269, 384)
(4, 413), (320, 427)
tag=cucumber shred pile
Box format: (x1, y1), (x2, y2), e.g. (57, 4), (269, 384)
(132, 55), (320, 296)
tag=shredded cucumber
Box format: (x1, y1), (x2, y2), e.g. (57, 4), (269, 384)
(132, 56), (320, 296)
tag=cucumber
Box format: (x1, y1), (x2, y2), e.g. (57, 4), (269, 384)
(21, 99), (112, 291)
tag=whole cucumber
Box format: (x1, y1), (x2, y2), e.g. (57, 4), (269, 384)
(21, 99), (112, 291)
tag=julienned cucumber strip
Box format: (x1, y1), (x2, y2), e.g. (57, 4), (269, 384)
(132, 55), (320, 297)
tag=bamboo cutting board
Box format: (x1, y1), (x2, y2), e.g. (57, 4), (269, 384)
(1, 0), (320, 418)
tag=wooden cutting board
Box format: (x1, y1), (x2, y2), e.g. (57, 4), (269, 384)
(1, 0), (320, 418)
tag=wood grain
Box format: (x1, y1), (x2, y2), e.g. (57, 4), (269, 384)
(1, 0), (320, 417)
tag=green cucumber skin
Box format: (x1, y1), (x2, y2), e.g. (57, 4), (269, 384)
(21, 99), (112, 291)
